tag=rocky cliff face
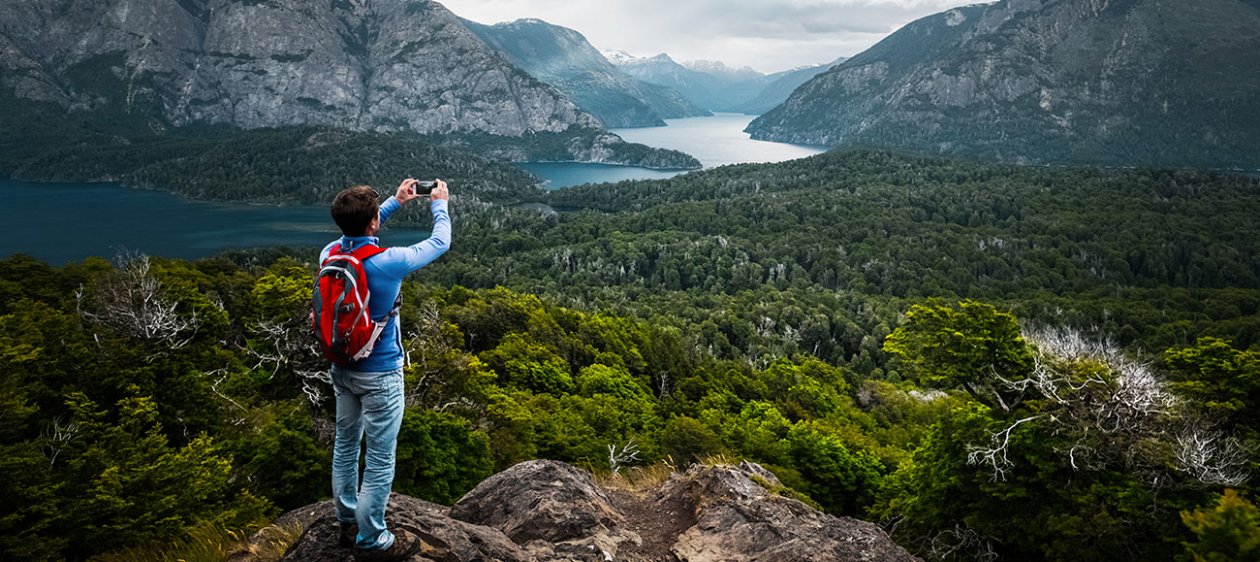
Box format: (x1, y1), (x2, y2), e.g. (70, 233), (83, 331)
(463, 18), (708, 128)
(0, 0), (598, 137)
(747, 0), (1260, 168)
(270, 460), (920, 562)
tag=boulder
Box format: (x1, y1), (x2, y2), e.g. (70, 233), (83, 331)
(273, 459), (920, 562)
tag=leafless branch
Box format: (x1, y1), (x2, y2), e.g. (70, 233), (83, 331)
(76, 251), (200, 352)
(41, 416), (79, 467)
(928, 523), (999, 562)
(608, 439), (640, 475)
(967, 415), (1040, 482)
(203, 367), (248, 420)
(1172, 426), (1252, 486)
(245, 315), (329, 406)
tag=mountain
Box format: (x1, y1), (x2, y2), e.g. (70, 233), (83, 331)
(609, 52), (769, 112)
(0, 0), (611, 136)
(746, 0), (1260, 168)
(273, 460), (920, 562)
(732, 58), (846, 115)
(463, 18), (708, 128)
(683, 59), (765, 82)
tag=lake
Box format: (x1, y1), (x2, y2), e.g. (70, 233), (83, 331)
(1, 114), (823, 263)
(0, 179), (431, 265)
(523, 113), (826, 189)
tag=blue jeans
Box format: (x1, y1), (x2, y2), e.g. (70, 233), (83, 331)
(331, 365), (405, 551)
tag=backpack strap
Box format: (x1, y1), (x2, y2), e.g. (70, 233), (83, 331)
(340, 243), (402, 318)
(332, 242), (387, 261)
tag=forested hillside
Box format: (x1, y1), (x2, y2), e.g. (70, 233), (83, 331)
(0, 94), (698, 206)
(2, 150), (1258, 561)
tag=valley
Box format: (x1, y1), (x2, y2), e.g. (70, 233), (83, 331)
(1, 1), (1258, 562)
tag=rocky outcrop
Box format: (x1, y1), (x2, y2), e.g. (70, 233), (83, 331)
(462, 18), (708, 128)
(0, 0), (598, 137)
(274, 460), (920, 562)
(746, 0), (1260, 169)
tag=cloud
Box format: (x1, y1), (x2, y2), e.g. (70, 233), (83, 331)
(441, 0), (977, 72)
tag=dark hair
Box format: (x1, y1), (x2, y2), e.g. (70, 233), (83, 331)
(331, 185), (380, 236)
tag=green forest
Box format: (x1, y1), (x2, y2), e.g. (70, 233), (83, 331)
(2, 150), (1259, 561)
(0, 93), (694, 209)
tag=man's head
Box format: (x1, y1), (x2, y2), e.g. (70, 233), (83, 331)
(331, 185), (380, 237)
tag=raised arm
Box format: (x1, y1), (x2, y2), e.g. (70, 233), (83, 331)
(379, 178), (422, 225)
(378, 196), (402, 225)
(376, 180), (452, 277)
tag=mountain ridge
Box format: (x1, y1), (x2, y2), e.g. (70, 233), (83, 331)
(746, 0), (1260, 168)
(0, 0), (701, 176)
(0, 0), (601, 136)
(462, 17), (709, 128)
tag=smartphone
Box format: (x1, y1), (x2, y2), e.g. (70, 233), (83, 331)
(413, 180), (437, 195)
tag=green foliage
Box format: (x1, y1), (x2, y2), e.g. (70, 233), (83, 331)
(1, 147), (1258, 561)
(785, 422), (884, 514)
(1166, 338), (1260, 431)
(217, 406), (329, 511)
(661, 416), (726, 464)
(251, 259), (313, 320)
(57, 390), (269, 558)
(884, 300), (1032, 409)
(1181, 489), (1260, 562)
(576, 364), (650, 400)
(394, 409), (495, 505)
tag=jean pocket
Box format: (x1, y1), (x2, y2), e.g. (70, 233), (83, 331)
(361, 371), (404, 413)
(373, 370), (404, 396)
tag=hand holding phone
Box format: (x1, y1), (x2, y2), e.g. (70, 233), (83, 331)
(413, 180), (438, 195)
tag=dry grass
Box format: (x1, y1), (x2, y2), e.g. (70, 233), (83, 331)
(88, 519), (303, 562)
(595, 457), (680, 493)
(696, 453), (738, 467)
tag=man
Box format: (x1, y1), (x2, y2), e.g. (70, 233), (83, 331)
(322, 178), (450, 561)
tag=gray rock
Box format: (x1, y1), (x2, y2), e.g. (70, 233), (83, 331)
(272, 459), (919, 562)
(280, 494), (532, 562)
(659, 463), (920, 562)
(0, 0), (597, 137)
(451, 459), (640, 561)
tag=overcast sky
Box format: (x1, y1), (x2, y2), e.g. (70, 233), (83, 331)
(441, 0), (981, 73)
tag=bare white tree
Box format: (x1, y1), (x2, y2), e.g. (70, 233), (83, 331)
(607, 439), (640, 475)
(966, 415), (1040, 482)
(41, 416), (79, 467)
(405, 300), (448, 407)
(76, 251), (200, 351)
(966, 324), (1249, 487)
(1172, 426), (1252, 487)
(928, 523), (999, 562)
(246, 316), (329, 405)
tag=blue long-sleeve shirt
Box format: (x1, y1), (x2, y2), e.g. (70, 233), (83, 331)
(320, 197), (450, 372)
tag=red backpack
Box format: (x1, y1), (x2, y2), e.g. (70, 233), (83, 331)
(312, 243), (397, 366)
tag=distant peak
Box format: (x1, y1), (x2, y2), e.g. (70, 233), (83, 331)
(502, 17), (549, 26)
(601, 49), (641, 64)
(684, 59), (763, 77)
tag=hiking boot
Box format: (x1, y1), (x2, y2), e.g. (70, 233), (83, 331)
(354, 529), (421, 562)
(339, 522), (358, 549)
